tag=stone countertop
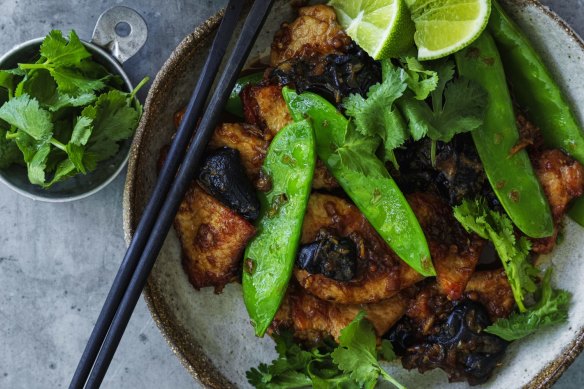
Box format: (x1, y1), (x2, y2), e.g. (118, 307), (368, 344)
(0, 1), (583, 388)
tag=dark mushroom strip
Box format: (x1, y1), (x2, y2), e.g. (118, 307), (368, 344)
(198, 147), (260, 222)
(296, 231), (357, 282)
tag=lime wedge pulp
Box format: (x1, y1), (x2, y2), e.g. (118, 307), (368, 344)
(406, 0), (492, 61)
(329, 0), (416, 60)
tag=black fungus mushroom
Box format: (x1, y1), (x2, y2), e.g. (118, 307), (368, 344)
(269, 42), (382, 108)
(198, 147), (260, 221)
(296, 233), (358, 282)
(392, 134), (501, 208)
(387, 300), (509, 386)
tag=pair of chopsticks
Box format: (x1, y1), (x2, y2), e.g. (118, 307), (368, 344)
(69, 1), (275, 387)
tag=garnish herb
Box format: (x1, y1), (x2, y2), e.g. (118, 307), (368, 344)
(343, 61), (408, 169)
(454, 198), (571, 334)
(247, 312), (405, 389)
(0, 30), (148, 187)
(395, 59), (488, 165)
(485, 269), (571, 341)
(453, 198), (537, 312)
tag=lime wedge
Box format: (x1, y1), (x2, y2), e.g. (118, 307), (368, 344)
(406, 0), (492, 61)
(329, 0), (416, 60)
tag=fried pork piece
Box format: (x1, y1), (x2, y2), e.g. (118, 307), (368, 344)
(207, 122), (268, 183)
(406, 270), (514, 335)
(295, 193), (424, 304)
(531, 149), (584, 253)
(408, 192), (485, 300)
(270, 5), (350, 67)
(241, 86), (340, 191)
(176, 184), (256, 292)
(295, 193), (483, 304)
(241, 84), (293, 140)
(312, 159), (340, 190)
(272, 283), (409, 343)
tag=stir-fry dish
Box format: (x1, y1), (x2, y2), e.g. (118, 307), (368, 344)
(165, 1), (584, 387)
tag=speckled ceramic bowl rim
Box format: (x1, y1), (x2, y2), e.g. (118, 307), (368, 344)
(123, 1), (584, 387)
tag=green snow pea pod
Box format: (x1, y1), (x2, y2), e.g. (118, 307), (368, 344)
(488, 1), (584, 227)
(225, 72), (264, 118)
(282, 87), (434, 277)
(455, 32), (554, 238)
(242, 119), (316, 337)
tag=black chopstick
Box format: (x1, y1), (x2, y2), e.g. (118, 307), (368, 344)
(69, 1), (245, 388)
(71, 0), (275, 388)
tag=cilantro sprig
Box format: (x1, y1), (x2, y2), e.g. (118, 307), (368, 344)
(247, 313), (405, 389)
(486, 269), (571, 341)
(454, 198), (571, 338)
(342, 57), (487, 169)
(0, 30), (148, 187)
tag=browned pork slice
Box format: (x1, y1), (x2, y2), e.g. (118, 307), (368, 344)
(404, 270), (514, 337)
(176, 184), (256, 293)
(272, 283), (409, 343)
(207, 122), (268, 185)
(270, 5), (350, 67)
(241, 85), (340, 191)
(408, 193), (485, 301)
(294, 193), (424, 305)
(295, 193), (483, 304)
(241, 84), (293, 140)
(531, 149), (584, 253)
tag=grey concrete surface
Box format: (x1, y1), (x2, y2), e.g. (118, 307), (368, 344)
(0, 0), (582, 388)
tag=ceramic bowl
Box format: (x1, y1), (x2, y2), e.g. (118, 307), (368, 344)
(123, 1), (584, 387)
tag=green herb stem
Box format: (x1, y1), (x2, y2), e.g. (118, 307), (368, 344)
(130, 76), (150, 100)
(50, 137), (66, 151)
(5, 132), (17, 140)
(18, 63), (48, 70)
(381, 370), (407, 389)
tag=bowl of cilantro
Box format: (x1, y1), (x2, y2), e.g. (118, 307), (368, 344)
(0, 6), (149, 201)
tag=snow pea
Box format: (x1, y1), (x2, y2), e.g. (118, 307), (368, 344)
(488, 1), (584, 227)
(242, 119), (316, 337)
(225, 72), (264, 117)
(455, 32), (554, 238)
(282, 87), (435, 277)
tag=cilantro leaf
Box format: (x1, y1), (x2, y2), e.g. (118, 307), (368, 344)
(333, 125), (385, 178)
(246, 315), (401, 389)
(65, 116), (93, 173)
(426, 77), (487, 143)
(49, 67), (106, 94)
(430, 60), (456, 112)
(400, 57), (438, 100)
(48, 92), (97, 112)
(344, 61), (408, 168)
(0, 94), (53, 142)
(39, 30), (92, 68)
(331, 312), (405, 389)
(85, 90), (140, 162)
(27, 142), (52, 185)
(486, 269), (571, 341)
(453, 198), (539, 312)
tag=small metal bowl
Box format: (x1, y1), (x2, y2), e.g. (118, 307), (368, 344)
(0, 6), (147, 202)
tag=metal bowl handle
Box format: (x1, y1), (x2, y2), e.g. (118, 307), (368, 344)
(91, 6), (148, 64)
